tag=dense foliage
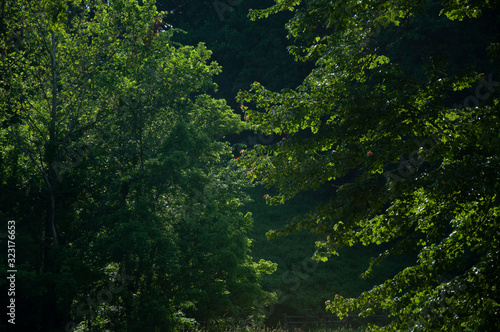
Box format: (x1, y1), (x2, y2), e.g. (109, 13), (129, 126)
(154, 1), (411, 325)
(0, 0), (276, 330)
(238, 0), (500, 330)
(2, 0), (500, 330)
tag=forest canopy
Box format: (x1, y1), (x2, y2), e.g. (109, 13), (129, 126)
(237, 0), (500, 330)
(0, 0), (276, 330)
(1, 0), (499, 331)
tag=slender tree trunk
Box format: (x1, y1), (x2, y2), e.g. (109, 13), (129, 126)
(41, 30), (60, 331)
(49, 30), (58, 246)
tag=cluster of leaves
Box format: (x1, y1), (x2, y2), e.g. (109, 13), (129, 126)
(0, 0), (275, 330)
(237, 0), (500, 330)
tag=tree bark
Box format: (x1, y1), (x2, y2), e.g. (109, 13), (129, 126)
(49, 30), (58, 246)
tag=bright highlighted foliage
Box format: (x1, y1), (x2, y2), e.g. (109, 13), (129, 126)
(238, 0), (500, 330)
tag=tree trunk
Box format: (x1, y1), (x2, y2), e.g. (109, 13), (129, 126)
(41, 30), (60, 332)
(49, 30), (58, 246)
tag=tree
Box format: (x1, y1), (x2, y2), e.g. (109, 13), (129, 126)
(237, 0), (500, 330)
(1, 0), (275, 330)
(155, 0), (313, 110)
